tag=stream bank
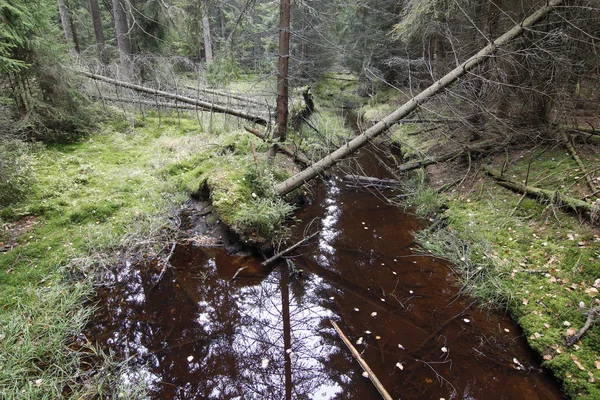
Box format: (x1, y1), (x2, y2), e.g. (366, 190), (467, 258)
(86, 146), (565, 399)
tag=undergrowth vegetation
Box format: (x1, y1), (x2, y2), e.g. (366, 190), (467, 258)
(0, 109), (296, 398)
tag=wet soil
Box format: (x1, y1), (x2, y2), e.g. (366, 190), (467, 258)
(86, 149), (565, 399)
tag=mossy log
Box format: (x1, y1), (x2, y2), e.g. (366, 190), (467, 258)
(291, 86), (315, 130)
(484, 166), (599, 223)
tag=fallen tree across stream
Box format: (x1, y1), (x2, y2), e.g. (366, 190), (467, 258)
(273, 0), (564, 196)
(81, 71), (269, 125)
(484, 166), (599, 224)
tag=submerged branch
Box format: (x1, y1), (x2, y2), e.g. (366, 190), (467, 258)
(330, 320), (394, 400)
(261, 231), (319, 267)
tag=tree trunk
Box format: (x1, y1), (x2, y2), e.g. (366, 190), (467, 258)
(201, 0), (213, 63)
(69, 12), (81, 53)
(57, 0), (74, 47)
(275, 0), (290, 143)
(112, 0), (132, 75)
(81, 71), (269, 125)
(274, 0), (564, 197)
(89, 0), (107, 62)
(484, 166), (599, 223)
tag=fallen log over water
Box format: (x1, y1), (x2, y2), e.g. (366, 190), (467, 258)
(81, 71), (269, 125)
(343, 174), (399, 188)
(273, 0), (564, 196)
(484, 166), (599, 224)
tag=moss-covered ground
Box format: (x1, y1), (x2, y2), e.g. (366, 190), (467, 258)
(0, 109), (295, 398)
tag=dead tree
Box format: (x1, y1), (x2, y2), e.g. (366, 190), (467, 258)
(274, 0), (564, 196)
(484, 166), (599, 224)
(57, 0), (75, 49)
(112, 0), (132, 74)
(81, 71), (269, 125)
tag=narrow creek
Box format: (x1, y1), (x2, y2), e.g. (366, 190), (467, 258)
(86, 138), (564, 399)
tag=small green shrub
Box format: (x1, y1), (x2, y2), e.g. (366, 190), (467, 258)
(402, 169), (445, 217)
(0, 140), (37, 207)
(234, 197), (295, 242)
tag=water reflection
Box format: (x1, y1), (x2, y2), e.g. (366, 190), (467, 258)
(88, 165), (564, 400)
(89, 244), (369, 399)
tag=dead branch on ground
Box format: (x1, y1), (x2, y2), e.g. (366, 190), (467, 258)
(244, 127), (311, 167)
(261, 231), (319, 267)
(484, 166), (599, 224)
(566, 306), (600, 347)
(563, 132), (598, 194)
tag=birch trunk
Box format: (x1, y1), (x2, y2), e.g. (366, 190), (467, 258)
(274, 0), (564, 196)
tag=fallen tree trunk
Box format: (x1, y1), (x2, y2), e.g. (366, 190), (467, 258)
(93, 95), (269, 118)
(274, 0), (564, 196)
(397, 139), (497, 172)
(343, 174), (399, 188)
(92, 95), (215, 111)
(244, 127), (311, 167)
(81, 71), (269, 125)
(484, 166), (599, 223)
(183, 84), (267, 107)
(563, 132), (598, 194)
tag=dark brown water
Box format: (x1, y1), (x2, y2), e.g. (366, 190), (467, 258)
(87, 150), (565, 399)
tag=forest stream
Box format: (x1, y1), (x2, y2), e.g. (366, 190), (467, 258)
(86, 140), (566, 399)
